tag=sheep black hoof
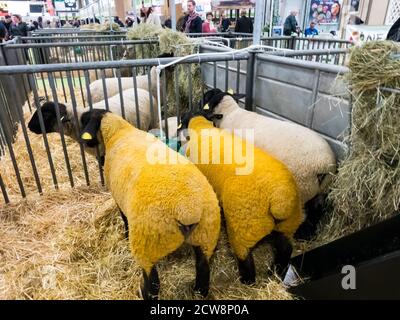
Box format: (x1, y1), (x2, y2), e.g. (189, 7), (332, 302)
(239, 274), (256, 285)
(193, 284), (209, 298)
(237, 254), (256, 285)
(275, 265), (289, 281)
(139, 284), (159, 301)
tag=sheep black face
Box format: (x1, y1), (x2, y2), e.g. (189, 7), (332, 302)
(28, 102), (68, 134)
(200, 89), (246, 115)
(177, 110), (223, 134)
(80, 109), (108, 148)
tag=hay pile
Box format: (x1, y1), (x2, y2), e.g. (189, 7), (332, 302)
(127, 25), (203, 116)
(126, 24), (164, 59)
(319, 41), (400, 241)
(81, 23), (121, 32)
(0, 106), (296, 300)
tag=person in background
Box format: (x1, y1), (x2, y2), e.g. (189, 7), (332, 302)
(146, 6), (161, 26)
(0, 18), (7, 42)
(234, 9), (253, 34)
(164, 17), (172, 29)
(37, 16), (43, 29)
(219, 12), (230, 32)
(29, 21), (39, 31)
(114, 16), (125, 27)
(183, 0), (202, 34)
(304, 21), (318, 37)
(126, 17), (134, 27)
(3, 15), (12, 38)
(10, 15), (28, 38)
(387, 16), (400, 42)
(348, 15), (364, 25)
(202, 12), (216, 33)
(283, 10), (298, 36)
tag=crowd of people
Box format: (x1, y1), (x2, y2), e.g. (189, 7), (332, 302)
(0, 0), (256, 43)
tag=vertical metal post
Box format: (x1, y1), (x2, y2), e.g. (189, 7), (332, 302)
(108, 0), (113, 31)
(170, 0), (176, 31)
(245, 50), (256, 111)
(253, 0), (264, 45)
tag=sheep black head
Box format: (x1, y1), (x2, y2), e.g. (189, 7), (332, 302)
(28, 101), (69, 134)
(80, 109), (108, 148)
(200, 89), (246, 114)
(177, 110), (223, 133)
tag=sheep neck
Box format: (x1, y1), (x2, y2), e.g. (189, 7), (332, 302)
(214, 96), (240, 115)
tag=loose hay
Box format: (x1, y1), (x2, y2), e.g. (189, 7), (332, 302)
(0, 108), (295, 300)
(126, 25), (203, 116)
(318, 41), (400, 242)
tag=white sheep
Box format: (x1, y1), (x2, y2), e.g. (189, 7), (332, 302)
(28, 88), (158, 157)
(87, 67), (159, 104)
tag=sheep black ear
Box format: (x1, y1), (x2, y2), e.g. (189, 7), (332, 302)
(80, 109), (107, 147)
(157, 52), (174, 58)
(232, 93), (246, 100)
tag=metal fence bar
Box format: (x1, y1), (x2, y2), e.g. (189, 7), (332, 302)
(116, 68), (126, 119)
(8, 75), (43, 195)
(147, 66), (155, 126)
(132, 67), (140, 128)
(66, 71), (90, 186)
(0, 173), (9, 203)
(47, 72), (74, 188)
(28, 75), (59, 190)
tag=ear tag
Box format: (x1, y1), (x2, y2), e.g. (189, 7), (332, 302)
(203, 103), (210, 110)
(177, 123), (182, 129)
(227, 88), (234, 95)
(81, 132), (93, 140)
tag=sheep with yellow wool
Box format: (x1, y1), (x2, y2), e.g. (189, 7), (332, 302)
(79, 110), (221, 300)
(179, 111), (304, 283)
(200, 88), (337, 240)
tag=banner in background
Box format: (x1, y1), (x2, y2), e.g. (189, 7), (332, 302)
(0, 1), (8, 16)
(308, 0), (341, 24)
(346, 25), (391, 43)
(211, 0), (256, 10)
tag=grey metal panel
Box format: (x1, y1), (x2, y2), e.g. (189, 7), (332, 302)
(201, 62), (247, 94)
(311, 94), (351, 140)
(254, 77), (312, 125)
(318, 71), (349, 97)
(256, 60), (316, 89)
(255, 106), (348, 161)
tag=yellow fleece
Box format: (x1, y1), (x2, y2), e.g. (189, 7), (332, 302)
(186, 116), (304, 260)
(100, 113), (221, 273)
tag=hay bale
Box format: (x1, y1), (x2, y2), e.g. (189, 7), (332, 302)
(318, 41), (400, 242)
(126, 24), (164, 60)
(98, 22), (121, 32)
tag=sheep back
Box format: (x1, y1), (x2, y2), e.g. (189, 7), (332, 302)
(100, 113), (221, 273)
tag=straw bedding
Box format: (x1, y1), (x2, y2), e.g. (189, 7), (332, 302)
(0, 107), (296, 300)
(316, 41), (400, 243)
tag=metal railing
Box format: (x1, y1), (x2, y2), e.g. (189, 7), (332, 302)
(2, 39), (159, 65)
(0, 51), (250, 203)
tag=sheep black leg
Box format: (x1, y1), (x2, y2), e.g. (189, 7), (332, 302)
(237, 253), (256, 285)
(118, 208), (129, 239)
(141, 266), (160, 300)
(193, 246), (210, 297)
(294, 193), (327, 241)
(269, 231), (293, 280)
